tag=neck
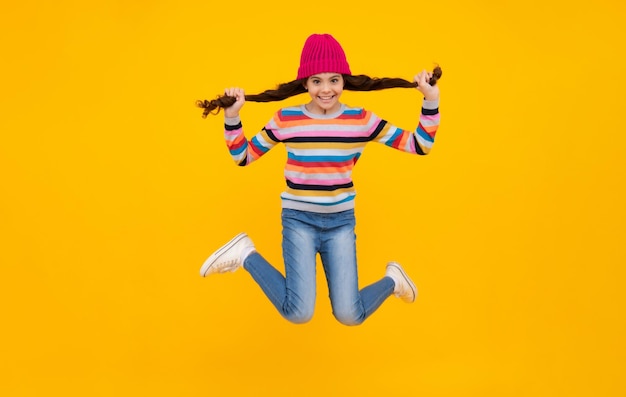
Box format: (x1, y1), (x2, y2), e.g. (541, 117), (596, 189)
(305, 103), (327, 114)
(305, 102), (339, 115)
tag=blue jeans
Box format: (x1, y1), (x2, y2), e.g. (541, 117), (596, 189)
(243, 208), (395, 325)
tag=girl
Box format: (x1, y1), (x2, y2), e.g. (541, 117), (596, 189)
(197, 33), (441, 326)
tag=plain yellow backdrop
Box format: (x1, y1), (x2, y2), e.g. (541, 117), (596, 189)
(1, 0), (625, 396)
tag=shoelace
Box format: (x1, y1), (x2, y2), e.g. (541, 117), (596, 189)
(215, 258), (240, 273)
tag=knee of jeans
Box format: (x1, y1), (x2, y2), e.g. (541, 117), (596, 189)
(284, 304), (314, 324)
(285, 311), (314, 324)
(332, 308), (365, 326)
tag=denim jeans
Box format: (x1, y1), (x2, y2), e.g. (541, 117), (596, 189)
(243, 208), (395, 325)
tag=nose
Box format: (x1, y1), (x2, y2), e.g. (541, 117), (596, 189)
(320, 82), (332, 92)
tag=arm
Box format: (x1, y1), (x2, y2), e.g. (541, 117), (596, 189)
(224, 115), (280, 166)
(372, 70), (440, 155)
(222, 86), (280, 166)
(372, 101), (439, 155)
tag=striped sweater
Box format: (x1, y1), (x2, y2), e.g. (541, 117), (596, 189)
(224, 100), (440, 213)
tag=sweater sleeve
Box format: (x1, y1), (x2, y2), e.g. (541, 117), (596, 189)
(371, 99), (440, 155)
(224, 115), (281, 166)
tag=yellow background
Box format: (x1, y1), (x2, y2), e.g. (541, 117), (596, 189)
(1, 0), (625, 395)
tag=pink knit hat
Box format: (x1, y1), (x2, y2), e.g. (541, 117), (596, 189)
(296, 34), (351, 80)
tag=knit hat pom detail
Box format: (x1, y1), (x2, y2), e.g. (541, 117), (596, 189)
(297, 34), (351, 80)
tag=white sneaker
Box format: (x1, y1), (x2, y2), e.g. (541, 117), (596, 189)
(199, 233), (255, 277)
(385, 262), (417, 303)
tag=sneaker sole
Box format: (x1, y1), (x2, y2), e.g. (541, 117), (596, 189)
(200, 233), (247, 277)
(387, 262), (417, 303)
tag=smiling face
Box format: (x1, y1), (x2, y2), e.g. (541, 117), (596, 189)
(304, 73), (344, 114)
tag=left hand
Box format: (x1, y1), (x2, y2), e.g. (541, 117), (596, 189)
(414, 70), (440, 101)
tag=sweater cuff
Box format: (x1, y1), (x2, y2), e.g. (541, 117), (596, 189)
(225, 116), (241, 126)
(422, 99), (439, 110)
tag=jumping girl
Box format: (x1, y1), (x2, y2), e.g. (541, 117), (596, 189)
(197, 33), (441, 326)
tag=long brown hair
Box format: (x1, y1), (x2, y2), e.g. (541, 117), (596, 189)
(196, 66), (442, 118)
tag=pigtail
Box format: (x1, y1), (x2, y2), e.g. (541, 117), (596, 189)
(195, 97), (237, 118)
(197, 66), (442, 118)
(344, 65), (442, 91)
(196, 80), (307, 118)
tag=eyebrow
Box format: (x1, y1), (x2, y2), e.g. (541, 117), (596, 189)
(310, 74), (342, 79)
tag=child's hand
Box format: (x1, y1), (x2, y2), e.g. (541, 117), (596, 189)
(224, 87), (246, 118)
(414, 70), (440, 102)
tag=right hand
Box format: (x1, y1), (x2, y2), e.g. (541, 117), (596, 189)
(223, 87), (245, 118)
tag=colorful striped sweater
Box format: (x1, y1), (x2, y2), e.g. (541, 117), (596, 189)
(224, 100), (440, 213)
